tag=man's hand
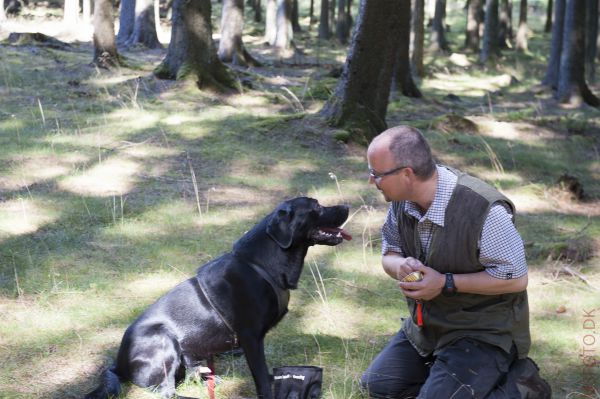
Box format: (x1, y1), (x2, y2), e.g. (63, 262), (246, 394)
(397, 261), (445, 301)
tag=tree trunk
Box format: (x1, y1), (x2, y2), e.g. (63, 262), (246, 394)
(556, 0), (599, 106)
(585, 0), (597, 82)
(498, 0), (512, 48)
(480, 0), (500, 63)
(412, 0), (425, 77)
(336, 0), (350, 44)
(321, 0), (402, 143)
(219, 0), (260, 66)
(64, 0), (79, 24)
(309, 0), (314, 23)
(542, 0), (565, 88)
(254, 0), (262, 22)
(265, 0), (277, 44)
(318, 0), (330, 39)
(154, 0), (236, 91)
(545, 0), (553, 33)
(465, 0), (483, 52)
(126, 0), (162, 48)
(291, 0), (301, 32)
(117, 0), (136, 44)
(82, 0), (92, 24)
(515, 0), (527, 51)
(329, 0), (336, 35)
(396, 0), (421, 97)
(430, 0), (449, 52)
(93, 0), (119, 68)
(274, 0), (293, 50)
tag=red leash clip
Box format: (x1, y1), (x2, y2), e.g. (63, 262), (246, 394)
(416, 300), (423, 327)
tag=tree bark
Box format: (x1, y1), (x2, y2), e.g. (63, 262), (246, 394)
(498, 0), (512, 48)
(395, 0), (421, 98)
(465, 0), (484, 52)
(154, 0), (236, 91)
(219, 0), (260, 66)
(336, 0), (350, 44)
(125, 0), (162, 48)
(318, 0), (330, 40)
(117, 0), (136, 44)
(545, 0), (553, 33)
(265, 0), (277, 44)
(93, 0), (119, 68)
(585, 0), (597, 82)
(321, 0), (402, 143)
(515, 0), (527, 52)
(480, 0), (500, 63)
(274, 0), (293, 50)
(412, 0), (425, 77)
(542, 0), (565, 88)
(329, 0), (336, 35)
(64, 0), (79, 24)
(291, 0), (301, 32)
(430, 0), (450, 53)
(254, 0), (262, 23)
(556, 0), (599, 106)
(309, 0), (314, 23)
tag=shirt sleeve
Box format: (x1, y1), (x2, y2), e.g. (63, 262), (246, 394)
(479, 203), (528, 279)
(381, 205), (405, 256)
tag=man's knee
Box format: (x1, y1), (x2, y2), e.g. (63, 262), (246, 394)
(360, 370), (418, 399)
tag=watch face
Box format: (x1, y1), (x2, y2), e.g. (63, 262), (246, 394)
(443, 274), (456, 297)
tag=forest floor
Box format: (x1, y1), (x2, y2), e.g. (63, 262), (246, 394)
(1, 2), (599, 398)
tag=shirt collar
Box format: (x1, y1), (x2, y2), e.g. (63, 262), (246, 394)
(403, 165), (458, 227)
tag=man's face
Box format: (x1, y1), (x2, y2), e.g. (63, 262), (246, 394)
(366, 140), (409, 202)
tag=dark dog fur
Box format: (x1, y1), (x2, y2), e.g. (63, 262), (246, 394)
(85, 197), (350, 399)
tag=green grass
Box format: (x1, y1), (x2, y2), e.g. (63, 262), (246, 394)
(1, 2), (599, 398)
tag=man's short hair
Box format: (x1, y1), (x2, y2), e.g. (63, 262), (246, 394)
(387, 126), (436, 179)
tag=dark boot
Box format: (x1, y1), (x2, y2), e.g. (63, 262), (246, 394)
(510, 358), (552, 399)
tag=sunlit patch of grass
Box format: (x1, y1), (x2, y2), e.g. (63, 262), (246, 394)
(0, 198), (59, 237)
(59, 157), (141, 196)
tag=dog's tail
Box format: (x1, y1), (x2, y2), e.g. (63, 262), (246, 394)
(84, 366), (122, 399)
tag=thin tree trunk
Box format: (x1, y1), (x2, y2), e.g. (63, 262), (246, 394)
(515, 0), (527, 51)
(64, 0), (79, 24)
(430, 0), (449, 52)
(396, 0), (421, 97)
(93, 0), (119, 68)
(321, 0), (402, 142)
(542, 0), (565, 87)
(319, 0), (330, 39)
(336, 0), (349, 44)
(265, 0), (277, 44)
(480, 0), (500, 63)
(329, 0), (336, 35)
(274, 0), (293, 50)
(412, 0), (425, 77)
(117, 0), (136, 44)
(310, 0), (315, 23)
(585, 0), (597, 82)
(545, 0), (553, 33)
(291, 0), (301, 32)
(498, 0), (512, 48)
(465, 0), (483, 52)
(154, 0), (236, 91)
(557, 0), (599, 106)
(219, 0), (261, 66)
(126, 0), (162, 48)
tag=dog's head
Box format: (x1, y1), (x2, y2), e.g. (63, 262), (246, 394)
(266, 197), (351, 249)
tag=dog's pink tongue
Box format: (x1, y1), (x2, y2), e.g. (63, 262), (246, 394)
(340, 228), (352, 241)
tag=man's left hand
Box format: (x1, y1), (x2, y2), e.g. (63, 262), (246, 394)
(398, 263), (445, 301)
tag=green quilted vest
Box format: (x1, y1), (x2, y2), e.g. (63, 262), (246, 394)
(392, 167), (531, 358)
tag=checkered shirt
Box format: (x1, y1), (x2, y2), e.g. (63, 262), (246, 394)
(381, 165), (528, 279)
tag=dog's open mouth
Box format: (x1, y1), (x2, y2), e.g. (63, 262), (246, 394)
(311, 227), (353, 245)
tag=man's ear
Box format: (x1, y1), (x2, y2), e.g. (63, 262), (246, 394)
(267, 206), (294, 249)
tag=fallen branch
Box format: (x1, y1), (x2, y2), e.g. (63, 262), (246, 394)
(560, 266), (599, 291)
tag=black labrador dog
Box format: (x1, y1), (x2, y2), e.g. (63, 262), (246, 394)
(85, 197), (351, 399)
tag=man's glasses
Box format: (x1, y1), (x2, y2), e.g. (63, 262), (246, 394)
(368, 165), (407, 181)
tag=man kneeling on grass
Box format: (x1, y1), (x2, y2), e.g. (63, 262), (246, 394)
(361, 125), (551, 398)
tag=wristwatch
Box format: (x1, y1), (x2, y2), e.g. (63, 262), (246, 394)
(442, 273), (457, 297)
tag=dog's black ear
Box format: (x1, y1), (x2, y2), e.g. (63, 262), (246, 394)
(267, 206), (294, 249)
